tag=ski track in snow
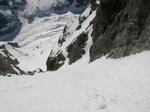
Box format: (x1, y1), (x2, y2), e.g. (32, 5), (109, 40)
(0, 51), (150, 112)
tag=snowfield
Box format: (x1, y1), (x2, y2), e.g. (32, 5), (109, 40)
(0, 1), (150, 112)
(5, 12), (79, 72)
(0, 51), (150, 112)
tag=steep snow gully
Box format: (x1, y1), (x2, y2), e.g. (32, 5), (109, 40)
(0, 0), (150, 112)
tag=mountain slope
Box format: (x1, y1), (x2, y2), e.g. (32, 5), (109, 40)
(9, 12), (78, 72)
(0, 0), (90, 72)
(90, 0), (150, 61)
(0, 0), (90, 41)
(46, 0), (150, 70)
(46, 4), (96, 70)
(0, 0), (150, 112)
(0, 43), (24, 75)
(0, 51), (150, 112)
(1, 0), (150, 72)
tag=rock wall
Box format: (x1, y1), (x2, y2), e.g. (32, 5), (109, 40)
(0, 44), (24, 75)
(47, 0), (150, 71)
(46, 51), (65, 71)
(67, 32), (88, 64)
(90, 0), (150, 61)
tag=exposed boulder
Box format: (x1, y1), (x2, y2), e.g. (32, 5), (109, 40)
(90, 0), (150, 61)
(46, 51), (66, 71)
(47, 1), (93, 71)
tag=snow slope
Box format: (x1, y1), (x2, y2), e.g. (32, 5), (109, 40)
(5, 12), (79, 72)
(4, 4), (93, 72)
(0, 1), (150, 112)
(0, 51), (150, 112)
(0, 0), (91, 72)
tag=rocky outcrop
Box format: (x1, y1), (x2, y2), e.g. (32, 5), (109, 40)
(90, 0), (98, 11)
(0, 44), (24, 75)
(47, 0), (150, 70)
(46, 51), (65, 71)
(47, 32), (88, 71)
(46, 1), (92, 71)
(90, 0), (150, 61)
(67, 32), (88, 64)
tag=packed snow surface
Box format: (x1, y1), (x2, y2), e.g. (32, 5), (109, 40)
(0, 51), (150, 112)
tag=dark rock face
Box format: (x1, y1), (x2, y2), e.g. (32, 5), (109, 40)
(67, 32), (88, 64)
(48, 0), (150, 70)
(90, 0), (150, 61)
(47, 32), (88, 71)
(0, 13), (22, 41)
(46, 51), (66, 71)
(0, 0), (27, 11)
(0, 0), (26, 41)
(0, 44), (24, 75)
(90, 0), (98, 11)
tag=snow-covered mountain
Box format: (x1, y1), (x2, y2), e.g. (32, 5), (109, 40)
(0, 0), (150, 74)
(0, 0), (90, 41)
(0, 42), (24, 75)
(0, 0), (90, 73)
(0, 0), (150, 112)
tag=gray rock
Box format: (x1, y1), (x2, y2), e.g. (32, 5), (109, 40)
(67, 32), (88, 64)
(90, 0), (150, 61)
(46, 51), (66, 71)
(0, 44), (24, 75)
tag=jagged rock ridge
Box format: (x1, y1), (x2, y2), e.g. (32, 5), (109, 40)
(0, 43), (24, 75)
(90, 0), (150, 61)
(47, 0), (150, 71)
